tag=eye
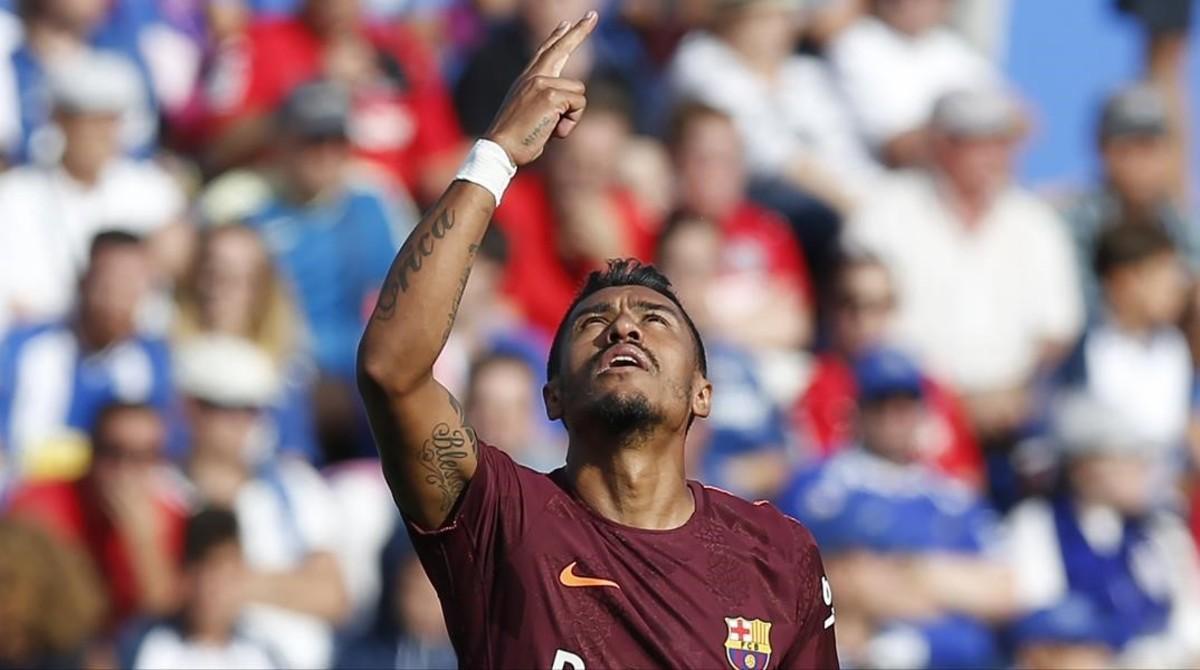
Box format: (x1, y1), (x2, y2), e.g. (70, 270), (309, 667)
(645, 313), (669, 325)
(578, 315), (607, 330)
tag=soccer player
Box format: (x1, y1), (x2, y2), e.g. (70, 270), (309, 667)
(357, 12), (838, 669)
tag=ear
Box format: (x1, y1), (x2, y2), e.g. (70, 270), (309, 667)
(690, 375), (712, 420)
(543, 379), (563, 421)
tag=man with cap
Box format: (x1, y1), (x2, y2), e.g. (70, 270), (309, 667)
(247, 81), (411, 386)
(779, 346), (1016, 669)
(1004, 393), (1200, 667)
(1062, 83), (1200, 315)
(0, 51), (186, 328)
(847, 87), (1083, 443)
(177, 334), (349, 670)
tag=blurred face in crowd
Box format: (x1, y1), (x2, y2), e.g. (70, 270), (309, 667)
(89, 407), (166, 496)
(546, 285), (710, 438)
(718, 1), (798, 71)
(674, 112), (745, 221)
(931, 132), (1014, 203)
(79, 242), (151, 348)
(1016, 642), (1113, 670)
(1069, 454), (1152, 516)
(303, 0), (361, 37)
(205, 0), (251, 44)
(656, 217), (721, 328)
(546, 110), (629, 196)
(1105, 251), (1188, 329)
(36, 0), (107, 33)
(833, 260), (897, 357)
(858, 394), (925, 463)
(394, 556), (450, 643)
(188, 401), (262, 467)
(58, 110), (122, 181)
(467, 357), (538, 457)
(185, 539), (246, 639)
(874, 0), (948, 36)
(196, 227), (270, 336)
(283, 133), (350, 202)
(1102, 133), (1172, 208)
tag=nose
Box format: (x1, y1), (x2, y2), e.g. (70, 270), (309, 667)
(606, 311), (642, 345)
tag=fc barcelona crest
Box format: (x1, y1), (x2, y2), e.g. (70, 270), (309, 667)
(723, 616), (773, 670)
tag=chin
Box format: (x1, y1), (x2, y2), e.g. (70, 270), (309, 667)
(580, 389), (663, 436)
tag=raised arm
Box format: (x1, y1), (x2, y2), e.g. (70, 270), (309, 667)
(357, 12), (597, 529)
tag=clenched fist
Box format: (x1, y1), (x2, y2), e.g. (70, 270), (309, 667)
(485, 11), (597, 166)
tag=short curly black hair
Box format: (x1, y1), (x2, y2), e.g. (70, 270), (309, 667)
(546, 258), (707, 381)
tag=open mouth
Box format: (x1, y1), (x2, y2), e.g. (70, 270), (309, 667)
(597, 343), (652, 374)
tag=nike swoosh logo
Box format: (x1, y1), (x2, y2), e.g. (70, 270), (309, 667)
(559, 561), (621, 589)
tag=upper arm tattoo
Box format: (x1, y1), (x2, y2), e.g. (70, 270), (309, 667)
(416, 389), (479, 513)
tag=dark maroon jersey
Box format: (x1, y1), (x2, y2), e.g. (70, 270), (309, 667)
(406, 443), (839, 669)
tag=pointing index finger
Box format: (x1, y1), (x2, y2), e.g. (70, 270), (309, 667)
(530, 11), (598, 78)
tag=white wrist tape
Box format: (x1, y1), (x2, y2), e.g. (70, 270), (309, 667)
(455, 139), (517, 205)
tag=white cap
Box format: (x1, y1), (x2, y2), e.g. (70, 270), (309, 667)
(49, 51), (142, 115)
(1052, 392), (1155, 458)
(930, 87), (1021, 137)
(175, 335), (280, 408)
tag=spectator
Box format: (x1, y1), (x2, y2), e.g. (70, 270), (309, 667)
(656, 213), (792, 499)
(0, 54), (186, 327)
(179, 335), (349, 669)
(828, 0), (1002, 167)
(246, 81), (408, 383)
(779, 347), (1015, 668)
(453, 0), (658, 135)
(847, 88), (1083, 440)
(0, 519), (106, 669)
(493, 83), (656, 334)
(1009, 597), (1115, 670)
(1005, 394), (1200, 667)
(119, 507), (276, 670)
(1057, 225), (1191, 474)
(173, 225), (318, 462)
(5, 403), (187, 630)
(464, 351), (562, 471)
(796, 250), (983, 486)
(200, 0), (463, 200)
(667, 101), (813, 352)
(0, 0), (160, 163)
(0, 232), (173, 480)
(334, 529), (456, 670)
(668, 0), (878, 213)
(1062, 84), (1200, 313)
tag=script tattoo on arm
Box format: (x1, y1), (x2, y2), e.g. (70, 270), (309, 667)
(372, 207), (458, 321)
(416, 390), (479, 512)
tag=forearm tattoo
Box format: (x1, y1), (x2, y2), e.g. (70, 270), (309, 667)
(373, 207), (457, 321)
(417, 390), (479, 512)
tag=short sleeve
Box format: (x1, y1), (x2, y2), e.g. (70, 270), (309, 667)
(781, 523), (840, 668)
(404, 442), (534, 643)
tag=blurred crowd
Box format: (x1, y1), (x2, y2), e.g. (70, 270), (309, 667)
(0, 0), (1198, 668)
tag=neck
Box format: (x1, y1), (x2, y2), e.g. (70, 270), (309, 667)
(62, 153), (105, 186)
(25, 19), (86, 60)
(939, 176), (996, 226)
(1106, 303), (1153, 338)
(565, 429), (694, 530)
(75, 317), (116, 352)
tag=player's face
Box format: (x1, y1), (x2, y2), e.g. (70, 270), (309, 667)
(546, 285), (710, 436)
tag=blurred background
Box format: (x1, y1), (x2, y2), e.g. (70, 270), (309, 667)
(0, 0), (1199, 668)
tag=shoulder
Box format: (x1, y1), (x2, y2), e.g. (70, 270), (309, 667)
(829, 17), (893, 63)
(701, 483), (822, 558)
(1, 321), (70, 353)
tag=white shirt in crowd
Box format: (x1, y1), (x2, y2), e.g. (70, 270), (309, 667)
(847, 171), (1083, 393)
(1082, 322), (1192, 453)
(233, 457), (343, 670)
(829, 16), (1001, 149)
(131, 625), (275, 670)
(668, 31), (880, 195)
(1006, 499), (1200, 667)
(0, 159), (184, 326)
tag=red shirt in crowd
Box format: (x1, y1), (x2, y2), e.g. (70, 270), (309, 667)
(717, 202), (812, 302)
(796, 354), (985, 488)
(6, 477), (188, 628)
(493, 172), (657, 334)
(204, 17), (462, 194)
